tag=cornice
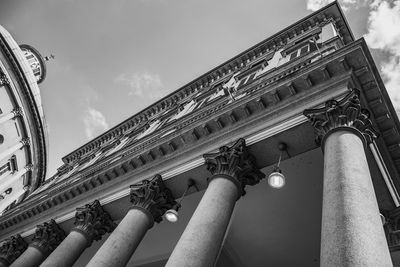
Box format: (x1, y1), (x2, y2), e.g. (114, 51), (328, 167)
(0, 42), (360, 238)
(61, 2), (352, 164)
(40, 43), (347, 193)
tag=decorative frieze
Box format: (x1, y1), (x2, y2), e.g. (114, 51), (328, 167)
(30, 220), (65, 256)
(303, 89), (378, 146)
(73, 200), (116, 246)
(203, 138), (265, 196)
(0, 234), (27, 265)
(130, 175), (176, 224)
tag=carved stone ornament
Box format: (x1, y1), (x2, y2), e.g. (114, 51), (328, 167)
(0, 235), (28, 265)
(130, 175), (177, 224)
(11, 107), (23, 118)
(30, 219), (66, 256)
(0, 72), (9, 86)
(20, 138), (30, 147)
(303, 89), (378, 146)
(73, 200), (116, 245)
(203, 138), (265, 196)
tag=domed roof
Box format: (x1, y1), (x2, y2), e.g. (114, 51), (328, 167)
(19, 44), (47, 84)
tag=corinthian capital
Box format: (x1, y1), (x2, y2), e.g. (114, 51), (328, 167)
(203, 138), (265, 196)
(20, 138), (30, 147)
(303, 89), (378, 146)
(30, 220), (66, 256)
(11, 107), (23, 118)
(0, 72), (9, 86)
(0, 235), (28, 265)
(73, 200), (116, 246)
(130, 175), (176, 225)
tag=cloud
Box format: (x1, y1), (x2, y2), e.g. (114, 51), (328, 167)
(364, 0), (400, 111)
(82, 107), (109, 139)
(306, 0), (359, 11)
(115, 71), (164, 98)
(305, 0), (400, 111)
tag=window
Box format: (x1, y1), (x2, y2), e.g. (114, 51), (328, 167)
(0, 162), (10, 176)
(289, 51), (298, 61)
(299, 46), (309, 56)
(136, 120), (165, 140)
(0, 156), (17, 176)
(288, 44), (310, 61)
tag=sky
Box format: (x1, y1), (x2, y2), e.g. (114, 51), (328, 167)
(0, 0), (399, 178)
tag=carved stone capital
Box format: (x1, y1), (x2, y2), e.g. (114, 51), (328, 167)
(30, 220), (66, 256)
(11, 108), (23, 118)
(130, 175), (176, 225)
(203, 138), (265, 196)
(303, 89), (378, 147)
(0, 72), (9, 86)
(0, 235), (27, 265)
(24, 164), (33, 172)
(73, 200), (116, 246)
(20, 138), (30, 147)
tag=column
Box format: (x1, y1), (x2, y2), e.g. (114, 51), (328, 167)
(0, 165), (32, 192)
(0, 108), (23, 125)
(166, 138), (265, 267)
(0, 139), (29, 164)
(304, 89), (393, 267)
(0, 235), (27, 267)
(86, 174), (176, 267)
(39, 200), (115, 267)
(11, 220), (65, 267)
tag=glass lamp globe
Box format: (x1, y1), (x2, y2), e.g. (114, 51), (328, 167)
(268, 170), (285, 189)
(164, 209), (179, 223)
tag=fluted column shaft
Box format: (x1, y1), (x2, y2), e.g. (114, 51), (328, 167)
(86, 175), (176, 267)
(40, 200), (115, 267)
(166, 138), (264, 267)
(304, 89), (392, 267)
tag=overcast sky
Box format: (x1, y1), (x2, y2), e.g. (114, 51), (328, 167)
(0, 0), (399, 178)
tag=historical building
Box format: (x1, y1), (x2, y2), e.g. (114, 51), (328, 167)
(0, 26), (48, 215)
(1, 1), (400, 266)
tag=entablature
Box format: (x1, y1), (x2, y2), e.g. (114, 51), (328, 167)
(4, 39), (397, 239)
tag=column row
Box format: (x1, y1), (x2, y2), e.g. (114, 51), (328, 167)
(0, 89), (394, 267)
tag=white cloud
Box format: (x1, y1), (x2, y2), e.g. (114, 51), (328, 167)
(306, 0), (400, 110)
(307, 0), (334, 11)
(82, 107), (109, 139)
(306, 0), (359, 11)
(365, 1), (400, 55)
(364, 0), (400, 111)
(115, 71), (164, 98)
